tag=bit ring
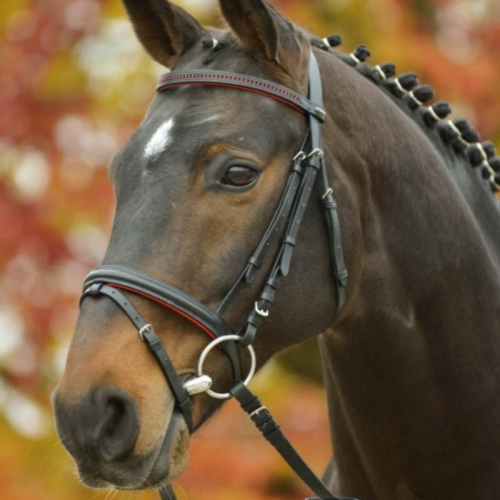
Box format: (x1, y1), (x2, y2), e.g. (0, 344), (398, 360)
(197, 334), (256, 400)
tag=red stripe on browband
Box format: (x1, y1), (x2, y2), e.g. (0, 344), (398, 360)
(156, 73), (303, 101)
(157, 81), (306, 115)
(108, 283), (218, 340)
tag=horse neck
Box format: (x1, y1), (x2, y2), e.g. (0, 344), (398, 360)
(317, 52), (500, 499)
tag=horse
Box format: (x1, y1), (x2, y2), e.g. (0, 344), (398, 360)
(52, 0), (500, 499)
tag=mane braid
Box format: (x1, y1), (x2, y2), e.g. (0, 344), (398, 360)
(310, 36), (500, 195)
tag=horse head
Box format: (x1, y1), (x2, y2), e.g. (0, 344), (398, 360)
(53, 0), (344, 491)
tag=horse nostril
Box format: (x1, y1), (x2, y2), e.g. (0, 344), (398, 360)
(94, 387), (140, 462)
(54, 387), (140, 466)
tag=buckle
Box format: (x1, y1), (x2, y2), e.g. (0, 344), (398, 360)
(249, 406), (268, 420)
(138, 324), (153, 341)
(322, 187), (333, 200)
(308, 148), (324, 158)
(254, 301), (269, 317)
(293, 151), (306, 162)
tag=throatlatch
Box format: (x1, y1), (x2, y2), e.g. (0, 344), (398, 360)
(81, 52), (352, 500)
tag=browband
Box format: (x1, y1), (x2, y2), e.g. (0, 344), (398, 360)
(156, 70), (326, 121)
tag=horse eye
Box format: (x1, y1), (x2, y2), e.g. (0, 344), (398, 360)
(221, 166), (258, 187)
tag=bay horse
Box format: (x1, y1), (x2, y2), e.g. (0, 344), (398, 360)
(53, 0), (500, 499)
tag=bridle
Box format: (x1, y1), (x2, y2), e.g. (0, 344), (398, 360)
(80, 52), (352, 500)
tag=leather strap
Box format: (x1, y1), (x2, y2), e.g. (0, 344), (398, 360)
(237, 52), (349, 342)
(321, 191), (348, 316)
(82, 284), (193, 431)
(83, 265), (241, 382)
(84, 266), (232, 340)
(140, 325), (192, 431)
(156, 70), (326, 121)
(230, 382), (355, 500)
(309, 53), (348, 319)
(216, 152), (305, 315)
(280, 153), (322, 276)
(159, 485), (176, 500)
(243, 158), (305, 284)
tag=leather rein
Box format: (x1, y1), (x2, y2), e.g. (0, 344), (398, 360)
(80, 52), (352, 500)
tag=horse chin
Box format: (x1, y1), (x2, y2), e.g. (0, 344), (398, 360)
(77, 411), (190, 491)
(143, 411), (191, 488)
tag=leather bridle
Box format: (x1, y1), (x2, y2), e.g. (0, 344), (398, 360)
(80, 52), (352, 500)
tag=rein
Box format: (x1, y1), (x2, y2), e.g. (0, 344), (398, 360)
(80, 52), (352, 500)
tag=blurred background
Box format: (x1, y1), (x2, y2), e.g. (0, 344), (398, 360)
(0, 0), (499, 499)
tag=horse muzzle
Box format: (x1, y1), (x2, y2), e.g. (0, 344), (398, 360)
(52, 386), (189, 489)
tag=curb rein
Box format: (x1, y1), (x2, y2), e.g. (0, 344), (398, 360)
(80, 52), (353, 500)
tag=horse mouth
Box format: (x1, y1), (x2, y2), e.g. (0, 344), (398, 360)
(77, 411), (190, 491)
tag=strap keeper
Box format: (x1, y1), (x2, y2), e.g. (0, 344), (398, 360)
(247, 313), (262, 328)
(147, 335), (163, 352)
(247, 256), (262, 269)
(261, 423), (281, 440)
(282, 235), (296, 246)
(291, 161), (305, 174)
(230, 381), (260, 410)
(306, 153), (323, 170)
(87, 283), (104, 296)
(322, 193), (337, 210)
(266, 277), (280, 289)
(259, 289), (276, 304)
(176, 395), (191, 414)
(333, 269), (349, 286)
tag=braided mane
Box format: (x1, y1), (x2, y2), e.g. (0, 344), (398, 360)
(311, 35), (500, 198)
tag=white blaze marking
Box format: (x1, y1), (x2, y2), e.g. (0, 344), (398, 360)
(144, 118), (174, 158)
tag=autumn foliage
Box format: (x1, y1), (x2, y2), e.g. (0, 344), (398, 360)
(0, 0), (499, 499)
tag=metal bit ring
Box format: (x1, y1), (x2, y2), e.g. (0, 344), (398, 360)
(197, 334), (256, 400)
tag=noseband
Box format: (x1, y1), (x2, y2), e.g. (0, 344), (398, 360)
(80, 52), (352, 500)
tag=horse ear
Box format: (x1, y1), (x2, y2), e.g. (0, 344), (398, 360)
(121, 0), (206, 68)
(219, 0), (309, 84)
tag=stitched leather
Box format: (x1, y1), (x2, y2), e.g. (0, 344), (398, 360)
(83, 265), (241, 383)
(243, 165), (304, 284)
(322, 193), (348, 313)
(216, 158), (305, 315)
(156, 70), (326, 120)
(230, 383), (351, 500)
(141, 326), (192, 431)
(280, 164), (320, 276)
(82, 284), (193, 431)
(310, 51), (348, 319)
(84, 266), (232, 340)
